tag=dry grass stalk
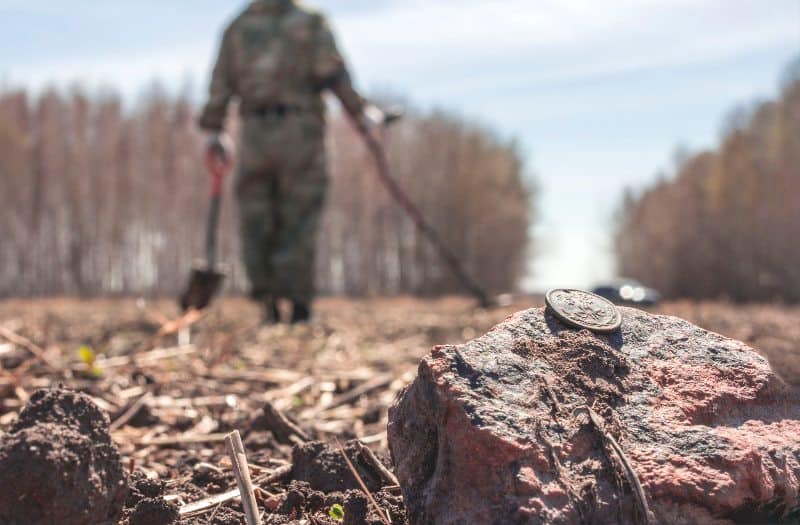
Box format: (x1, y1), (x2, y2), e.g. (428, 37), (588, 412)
(225, 430), (261, 525)
(178, 465), (292, 517)
(94, 345), (197, 369)
(180, 487), (240, 517)
(130, 432), (230, 447)
(303, 373), (394, 419)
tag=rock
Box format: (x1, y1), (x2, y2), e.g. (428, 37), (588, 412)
(0, 388), (128, 525)
(388, 307), (800, 525)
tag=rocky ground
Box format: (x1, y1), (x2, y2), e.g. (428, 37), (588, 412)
(0, 297), (798, 524)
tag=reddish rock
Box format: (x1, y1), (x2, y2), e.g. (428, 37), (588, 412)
(388, 307), (800, 525)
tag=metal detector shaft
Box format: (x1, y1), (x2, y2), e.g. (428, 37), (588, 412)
(355, 119), (492, 308)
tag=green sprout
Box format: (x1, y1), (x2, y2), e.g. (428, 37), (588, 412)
(77, 345), (102, 378)
(329, 503), (345, 521)
(291, 395), (305, 408)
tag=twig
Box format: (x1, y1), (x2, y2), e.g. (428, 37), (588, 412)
(335, 438), (391, 525)
(208, 368), (303, 384)
(263, 376), (316, 401)
(325, 373), (394, 410)
(355, 440), (399, 487)
(359, 431), (387, 445)
(303, 374), (394, 419)
(128, 432), (230, 447)
(259, 401), (310, 445)
(541, 375), (563, 415)
(14, 386), (29, 403)
(178, 466), (291, 517)
(0, 326), (59, 370)
(94, 345), (196, 369)
(109, 392), (152, 432)
(225, 430), (260, 525)
(208, 503), (222, 522)
(579, 406), (655, 525)
(180, 488), (240, 516)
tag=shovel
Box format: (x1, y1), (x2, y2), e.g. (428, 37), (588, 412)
(179, 145), (231, 311)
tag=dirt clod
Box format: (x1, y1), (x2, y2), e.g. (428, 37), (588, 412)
(126, 470), (166, 508)
(0, 388), (127, 525)
(129, 497), (180, 525)
(292, 440), (384, 494)
(205, 507), (247, 525)
(343, 490), (369, 525)
(12, 387), (114, 441)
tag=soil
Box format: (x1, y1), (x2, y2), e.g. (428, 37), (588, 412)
(129, 498), (180, 525)
(0, 297), (798, 524)
(13, 387), (114, 440)
(0, 389), (127, 525)
(292, 440), (384, 493)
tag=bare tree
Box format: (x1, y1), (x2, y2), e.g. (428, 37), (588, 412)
(0, 87), (534, 298)
(616, 61), (800, 302)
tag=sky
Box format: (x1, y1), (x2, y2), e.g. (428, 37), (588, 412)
(2, 0), (798, 291)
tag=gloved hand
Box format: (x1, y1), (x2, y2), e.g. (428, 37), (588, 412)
(361, 104), (405, 130)
(205, 132), (234, 173)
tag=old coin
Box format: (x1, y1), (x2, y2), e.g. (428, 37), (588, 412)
(545, 289), (622, 334)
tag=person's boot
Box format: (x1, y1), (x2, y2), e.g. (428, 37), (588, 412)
(290, 301), (311, 324)
(263, 297), (281, 325)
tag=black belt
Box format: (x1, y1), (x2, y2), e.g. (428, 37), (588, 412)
(243, 104), (304, 118)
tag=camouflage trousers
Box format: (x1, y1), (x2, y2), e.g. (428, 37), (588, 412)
(235, 112), (328, 304)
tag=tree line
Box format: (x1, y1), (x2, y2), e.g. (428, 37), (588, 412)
(0, 86), (533, 298)
(616, 62), (800, 302)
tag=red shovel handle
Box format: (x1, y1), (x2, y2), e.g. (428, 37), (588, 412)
(205, 148), (231, 197)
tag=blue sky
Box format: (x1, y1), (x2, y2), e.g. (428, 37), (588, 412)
(2, 0), (798, 290)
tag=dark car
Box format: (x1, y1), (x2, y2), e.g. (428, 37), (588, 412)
(592, 279), (661, 307)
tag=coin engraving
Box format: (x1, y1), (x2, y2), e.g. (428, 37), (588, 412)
(545, 289), (622, 334)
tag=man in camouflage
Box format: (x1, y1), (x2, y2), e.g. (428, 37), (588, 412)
(199, 0), (383, 323)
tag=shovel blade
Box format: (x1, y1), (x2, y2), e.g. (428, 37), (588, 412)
(180, 265), (226, 311)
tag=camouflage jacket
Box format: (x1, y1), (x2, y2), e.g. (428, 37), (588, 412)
(199, 0), (364, 131)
